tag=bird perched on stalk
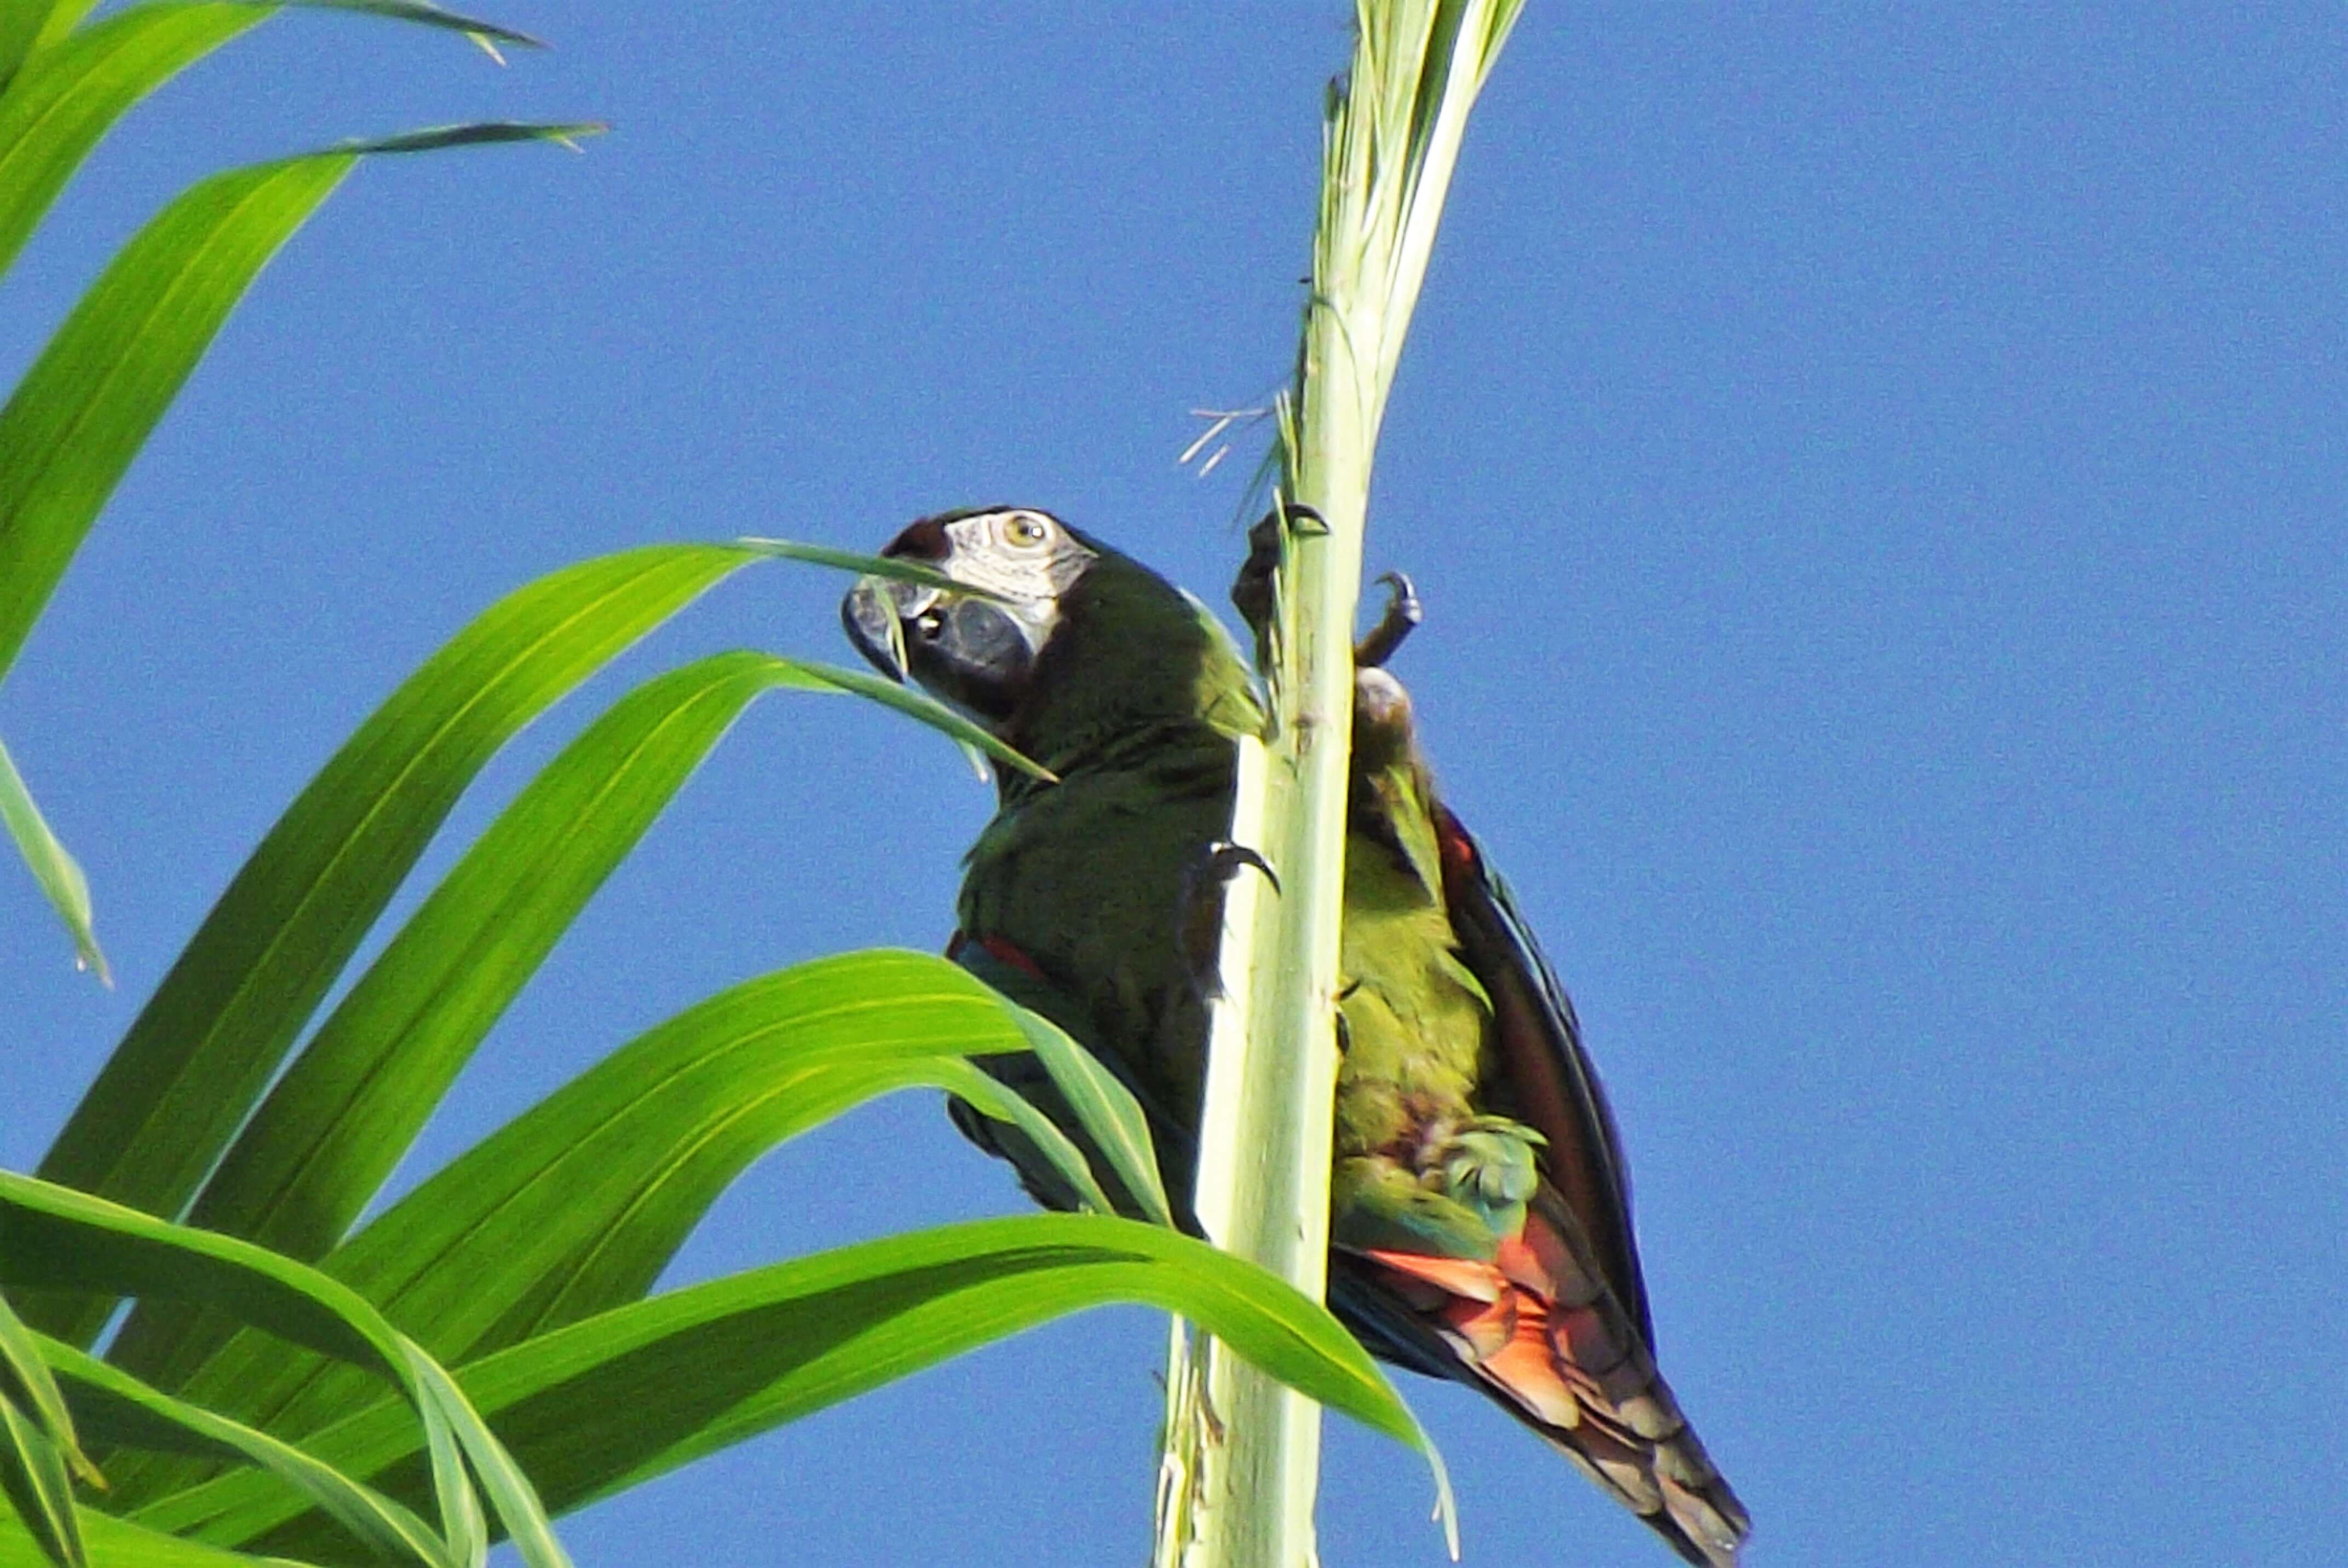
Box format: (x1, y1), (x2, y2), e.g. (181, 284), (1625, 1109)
(843, 505), (1749, 1566)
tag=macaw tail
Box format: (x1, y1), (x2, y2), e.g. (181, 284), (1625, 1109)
(1339, 1200), (1750, 1568)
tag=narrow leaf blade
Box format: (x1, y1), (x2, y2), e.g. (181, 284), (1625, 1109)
(796, 658), (1052, 782)
(405, 1352), (564, 1568)
(0, 1172), (401, 1376)
(0, 1398), (81, 1568)
(138, 1217), (1428, 1555)
(924, 1059), (1122, 1219)
(3, 0), (540, 131)
(28, 544), (754, 1346)
(0, 4), (264, 278)
(106, 651), (827, 1391)
(332, 122), (603, 157)
(0, 150), (349, 691)
(0, 122), (603, 696)
(0, 739), (105, 984)
(0, 1174), (556, 1564)
(1012, 1005), (1177, 1227)
(0, 1502), (294, 1566)
(106, 954), (1026, 1503)
(273, 0), (539, 51)
(0, 1295), (95, 1489)
(36, 1335), (449, 1568)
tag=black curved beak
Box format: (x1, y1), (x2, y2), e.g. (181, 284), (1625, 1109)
(842, 576), (920, 682)
(841, 576), (1037, 724)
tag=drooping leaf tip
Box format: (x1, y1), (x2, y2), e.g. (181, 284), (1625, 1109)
(335, 121), (609, 159)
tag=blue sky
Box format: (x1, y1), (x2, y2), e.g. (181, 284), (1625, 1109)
(4, 5), (2341, 1565)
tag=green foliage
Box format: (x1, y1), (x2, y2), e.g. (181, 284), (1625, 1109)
(2, 8), (1457, 1565)
(31, 546), (757, 1336)
(126, 947), (1038, 1492)
(0, 1500), (259, 1567)
(0, 1291), (97, 1568)
(6, 535), (1435, 1565)
(140, 1214), (1423, 1559)
(36, 1334), (453, 1568)
(0, 0), (579, 978)
(0, 741), (101, 984)
(1, 1171), (568, 1568)
(0, 1385), (83, 1568)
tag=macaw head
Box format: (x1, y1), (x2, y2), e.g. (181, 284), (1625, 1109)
(841, 506), (1102, 727)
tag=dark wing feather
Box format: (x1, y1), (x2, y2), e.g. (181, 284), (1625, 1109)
(1408, 804), (1750, 1565)
(1432, 802), (1652, 1341)
(945, 936), (1198, 1223)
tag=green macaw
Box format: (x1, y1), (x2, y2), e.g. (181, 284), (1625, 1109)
(843, 505), (1749, 1566)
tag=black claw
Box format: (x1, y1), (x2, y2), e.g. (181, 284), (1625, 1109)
(1280, 501), (1329, 537)
(1178, 841), (1281, 1001)
(1201, 841), (1280, 896)
(1354, 570), (1423, 668)
(1233, 503), (1337, 641)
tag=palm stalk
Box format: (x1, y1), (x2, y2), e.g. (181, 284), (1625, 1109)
(1159, 4), (1524, 1565)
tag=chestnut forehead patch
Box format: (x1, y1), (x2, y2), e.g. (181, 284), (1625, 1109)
(882, 515), (951, 561)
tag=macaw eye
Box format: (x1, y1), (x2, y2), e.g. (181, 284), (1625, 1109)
(1002, 513), (1050, 547)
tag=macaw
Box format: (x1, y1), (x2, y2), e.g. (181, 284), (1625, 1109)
(843, 506), (1749, 1565)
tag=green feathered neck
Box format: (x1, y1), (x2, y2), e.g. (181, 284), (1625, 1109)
(999, 538), (1262, 793)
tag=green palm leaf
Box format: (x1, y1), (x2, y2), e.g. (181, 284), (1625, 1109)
(0, 5), (264, 248)
(0, 1398), (80, 1568)
(102, 953), (1033, 1502)
(27, 544), (756, 1346)
(0, 1289), (99, 1564)
(105, 650), (1027, 1394)
(0, 2), (540, 266)
(0, 1172), (568, 1566)
(0, 126), (594, 696)
(0, 1503), (262, 1567)
(0, 739), (103, 985)
(0, 121), (593, 980)
(135, 1215), (1431, 1559)
(33, 1335), (451, 1568)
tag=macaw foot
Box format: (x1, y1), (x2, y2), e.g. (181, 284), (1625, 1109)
(1354, 570), (1422, 668)
(1177, 840), (1279, 999)
(1231, 502), (1323, 638)
(1231, 505), (1420, 672)
(1332, 1155), (1505, 1260)
(1427, 1114), (1545, 1221)
(1331, 1114), (1546, 1259)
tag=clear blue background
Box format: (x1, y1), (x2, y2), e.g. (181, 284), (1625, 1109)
(4, 5), (2341, 1565)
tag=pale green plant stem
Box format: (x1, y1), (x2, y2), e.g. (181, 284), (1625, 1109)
(1157, 5), (1523, 1565)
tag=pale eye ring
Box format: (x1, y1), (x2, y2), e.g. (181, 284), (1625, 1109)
(1003, 513), (1050, 547)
